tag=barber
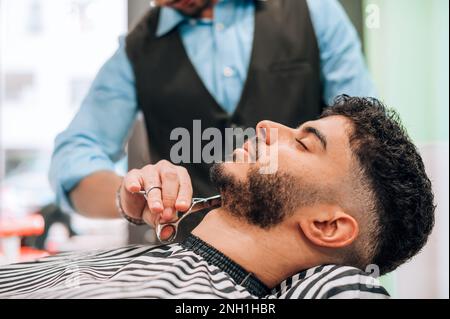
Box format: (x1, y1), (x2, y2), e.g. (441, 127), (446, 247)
(49, 0), (376, 241)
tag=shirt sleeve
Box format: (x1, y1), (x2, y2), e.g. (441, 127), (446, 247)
(49, 36), (138, 214)
(306, 0), (377, 105)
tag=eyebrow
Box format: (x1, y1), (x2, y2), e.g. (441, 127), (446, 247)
(301, 126), (328, 150)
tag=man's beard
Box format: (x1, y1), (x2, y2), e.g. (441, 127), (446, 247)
(191, 0), (213, 17)
(210, 164), (319, 229)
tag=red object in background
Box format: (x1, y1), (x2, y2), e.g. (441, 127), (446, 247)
(0, 214), (50, 262)
(19, 247), (49, 262)
(0, 214), (45, 237)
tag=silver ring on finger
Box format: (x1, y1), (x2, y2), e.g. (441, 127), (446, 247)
(145, 186), (163, 199)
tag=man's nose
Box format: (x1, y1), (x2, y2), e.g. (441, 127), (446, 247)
(256, 120), (291, 145)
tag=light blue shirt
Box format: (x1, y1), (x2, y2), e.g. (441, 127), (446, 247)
(50, 0), (376, 213)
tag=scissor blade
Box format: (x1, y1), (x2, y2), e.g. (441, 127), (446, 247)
(138, 191), (221, 214)
(190, 195), (222, 213)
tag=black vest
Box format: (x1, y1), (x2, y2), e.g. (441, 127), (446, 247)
(126, 0), (324, 239)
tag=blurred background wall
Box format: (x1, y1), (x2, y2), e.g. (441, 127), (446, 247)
(0, 0), (448, 298)
(0, 0), (130, 254)
(363, 0), (449, 299)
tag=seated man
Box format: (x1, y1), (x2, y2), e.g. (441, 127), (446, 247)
(0, 96), (435, 299)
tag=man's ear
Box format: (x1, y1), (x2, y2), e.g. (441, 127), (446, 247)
(298, 205), (359, 249)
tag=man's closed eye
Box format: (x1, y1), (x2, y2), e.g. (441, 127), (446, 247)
(296, 138), (309, 151)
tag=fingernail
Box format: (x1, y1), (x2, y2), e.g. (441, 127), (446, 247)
(177, 200), (187, 207)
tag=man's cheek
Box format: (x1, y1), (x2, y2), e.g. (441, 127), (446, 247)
(259, 144), (302, 175)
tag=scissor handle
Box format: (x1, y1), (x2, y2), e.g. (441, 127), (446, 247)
(156, 222), (178, 244)
(155, 199), (198, 244)
(155, 196), (222, 244)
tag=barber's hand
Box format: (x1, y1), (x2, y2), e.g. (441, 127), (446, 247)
(119, 160), (193, 240)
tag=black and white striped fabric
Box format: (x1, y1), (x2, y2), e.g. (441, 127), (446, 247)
(270, 265), (390, 299)
(0, 236), (389, 299)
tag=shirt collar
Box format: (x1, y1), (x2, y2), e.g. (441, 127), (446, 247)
(156, 7), (186, 37)
(182, 234), (271, 297)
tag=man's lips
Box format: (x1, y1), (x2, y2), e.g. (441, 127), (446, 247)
(241, 137), (260, 162)
(234, 148), (248, 155)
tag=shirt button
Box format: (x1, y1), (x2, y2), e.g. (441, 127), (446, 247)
(223, 66), (235, 78)
(216, 23), (225, 31)
(189, 19), (197, 26)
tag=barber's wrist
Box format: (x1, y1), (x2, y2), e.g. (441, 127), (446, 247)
(115, 185), (146, 226)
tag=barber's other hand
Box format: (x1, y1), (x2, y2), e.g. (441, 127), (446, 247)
(120, 160), (193, 239)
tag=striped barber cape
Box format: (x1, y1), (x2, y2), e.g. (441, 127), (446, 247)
(0, 235), (390, 299)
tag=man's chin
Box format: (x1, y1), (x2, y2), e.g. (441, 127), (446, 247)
(217, 161), (250, 183)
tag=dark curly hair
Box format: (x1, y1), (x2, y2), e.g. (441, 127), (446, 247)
(321, 95), (435, 275)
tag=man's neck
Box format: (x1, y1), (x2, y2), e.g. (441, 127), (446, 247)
(191, 208), (318, 288)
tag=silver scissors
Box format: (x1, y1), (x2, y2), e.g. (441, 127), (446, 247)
(138, 192), (222, 244)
